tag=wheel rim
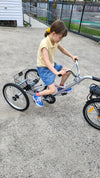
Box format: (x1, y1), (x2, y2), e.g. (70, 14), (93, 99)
(25, 70), (40, 85)
(25, 69), (46, 92)
(85, 101), (100, 128)
(4, 85), (28, 110)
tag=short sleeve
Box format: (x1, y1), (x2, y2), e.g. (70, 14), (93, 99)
(40, 38), (48, 52)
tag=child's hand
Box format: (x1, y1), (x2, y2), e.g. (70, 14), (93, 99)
(57, 69), (66, 76)
(72, 56), (79, 62)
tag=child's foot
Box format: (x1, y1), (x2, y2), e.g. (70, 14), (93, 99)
(57, 87), (72, 93)
(33, 93), (43, 107)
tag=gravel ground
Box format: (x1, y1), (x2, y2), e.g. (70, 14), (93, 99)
(0, 26), (100, 178)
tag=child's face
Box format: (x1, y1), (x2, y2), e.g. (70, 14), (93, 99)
(52, 32), (63, 43)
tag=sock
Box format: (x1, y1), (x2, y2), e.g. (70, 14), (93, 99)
(60, 84), (64, 86)
(35, 92), (41, 97)
(58, 84), (64, 89)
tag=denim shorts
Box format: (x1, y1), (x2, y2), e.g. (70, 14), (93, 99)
(37, 63), (63, 86)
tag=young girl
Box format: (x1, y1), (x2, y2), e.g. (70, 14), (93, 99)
(33, 20), (78, 107)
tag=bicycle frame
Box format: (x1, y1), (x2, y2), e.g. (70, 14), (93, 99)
(53, 61), (100, 96)
(20, 61), (100, 97)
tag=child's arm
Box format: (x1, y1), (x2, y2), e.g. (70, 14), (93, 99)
(42, 48), (66, 76)
(58, 44), (78, 61)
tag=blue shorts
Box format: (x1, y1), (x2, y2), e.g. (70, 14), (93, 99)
(37, 63), (63, 86)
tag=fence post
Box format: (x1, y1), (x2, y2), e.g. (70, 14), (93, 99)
(30, 0), (31, 13)
(68, 0), (76, 30)
(60, 0), (64, 20)
(78, 0), (86, 33)
(29, 0), (31, 26)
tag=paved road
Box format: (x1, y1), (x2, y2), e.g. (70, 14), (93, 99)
(24, 14), (48, 28)
(0, 26), (100, 178)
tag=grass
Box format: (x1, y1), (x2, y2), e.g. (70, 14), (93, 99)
(37, 17), (47, 23)
(24, 21), (31, 27)
(37, 17), (100, 38)
(64, 21), (100, 37)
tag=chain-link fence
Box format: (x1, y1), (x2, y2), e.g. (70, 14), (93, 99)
(22, 1), (100, 42)
(61, 1), (100, 42)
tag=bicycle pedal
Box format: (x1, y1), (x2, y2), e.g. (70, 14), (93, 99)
(42, 95), (47, 100)
(61, 93), (67, 96)
(43, 95), (51, 101)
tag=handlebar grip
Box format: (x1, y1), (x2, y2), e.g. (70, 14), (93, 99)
(58, 74), (62, 77)
(92, 76), (100, 82)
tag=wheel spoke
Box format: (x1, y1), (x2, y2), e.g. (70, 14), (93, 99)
(25, 69), (46, 92)
(3, 83), (29, 111)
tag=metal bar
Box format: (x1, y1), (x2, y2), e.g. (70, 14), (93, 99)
(53, 75), (93, 96)
(68, 0), (76, 30)
(60, 1), (64, 20)
(68, 4), (73, 30)
(18, 79), (28, 86)
(78, 1), (86, 33)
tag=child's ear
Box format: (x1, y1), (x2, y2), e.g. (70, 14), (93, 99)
(52, 31), (56, 36)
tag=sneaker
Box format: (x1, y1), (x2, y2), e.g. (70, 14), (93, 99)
(57, 87), (72, 93)
(33, 93), (43, 107)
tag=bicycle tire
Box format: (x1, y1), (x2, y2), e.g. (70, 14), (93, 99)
(25, 69), (46, 92)
(83, 98), (100, 130)
(3, 83), (29, 111)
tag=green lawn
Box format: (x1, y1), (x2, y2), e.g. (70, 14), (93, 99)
(37, 17), (47, 23)
(37, 17), (100, 38)
(64, 21), (100, 37)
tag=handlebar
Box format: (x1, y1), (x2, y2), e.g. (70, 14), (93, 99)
(58, 61), (100, 83)
(58, 74), (62, 77)
(71, 60), (80, 77)
(58, 60), (80, 77)
(92, 76), (100, 82)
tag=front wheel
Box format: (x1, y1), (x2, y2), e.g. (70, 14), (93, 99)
(83, 98), (100, 130)
(3, 83), (29, 111)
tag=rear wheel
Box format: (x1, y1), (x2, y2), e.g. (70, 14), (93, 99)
(25, 69), (46, 92)
(3, 83), (29, 111)
(83, 98), (100, 130)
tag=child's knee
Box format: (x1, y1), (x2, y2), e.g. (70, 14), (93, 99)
(50, 88), (56, 94)
(52, 87), (56, 94)
(49, 86), (56, 94)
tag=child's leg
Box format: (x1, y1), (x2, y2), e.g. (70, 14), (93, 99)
(33, 83), (56, 107)
(60, 67), (71, 86)
(38, 83), (56, 96)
